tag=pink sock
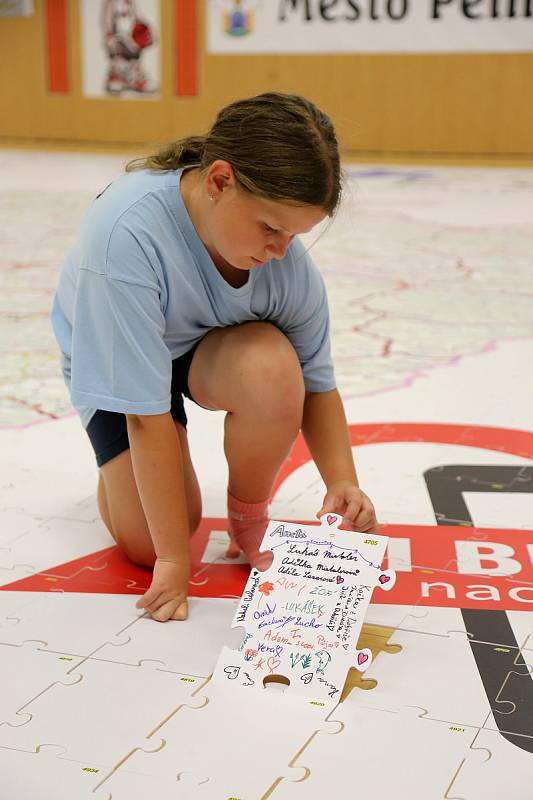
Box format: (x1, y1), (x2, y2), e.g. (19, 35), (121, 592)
(227, 491), (271, 570)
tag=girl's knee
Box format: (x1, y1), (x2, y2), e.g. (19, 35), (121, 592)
(241, 322), (303, 385)
(237, 323), (305, 410)
(108, 509), (154, 568)
(117, 535), (157, 569)
(97, 474), (115, 538)
(240, 321), (293, 358)
(188, 504), (202, 537)
(115, 509), (200, 569)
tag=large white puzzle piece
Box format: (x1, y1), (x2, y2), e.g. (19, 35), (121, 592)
(391, 606), (533, 672)
(349, 628), (494, 727)
(0, 511), (39, 548)
(395, 604), (469, 638)
(116, 681), (339, 799)
(0, 592), (238, 675)
(93, 766), (206, 799)
(362, 602), (414, 630)
(214, 513), (394, 705)
(0, 642), (82, 728)
(395, 604), (533, 641)
(448, 726), (533, 800)
(92, 597), (239, 675)
(0, 657), (208, 766)
(273, 702), (478, 799)
(0, 591), (144, 655)
(0, 517), (113, 573)
(0, 744), (110, 800)
(1, 463), (99, 522)
(0, 563), (34, 588)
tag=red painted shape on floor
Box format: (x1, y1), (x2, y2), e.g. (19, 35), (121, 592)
(2, 519), (531, 611)
(0, 518), (250, 598)
(272, 422), (533, 502)
(2, 423), (532, 609)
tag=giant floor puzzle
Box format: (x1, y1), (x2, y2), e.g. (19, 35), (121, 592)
(1, 152), (533, 797)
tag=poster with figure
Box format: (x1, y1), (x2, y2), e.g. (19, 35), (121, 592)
(81, 0), (160, 99)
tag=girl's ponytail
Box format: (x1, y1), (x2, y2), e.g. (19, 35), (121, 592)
(126, 135), (206, 172)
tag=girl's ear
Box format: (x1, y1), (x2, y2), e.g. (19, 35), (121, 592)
(206, 160), (236, 199)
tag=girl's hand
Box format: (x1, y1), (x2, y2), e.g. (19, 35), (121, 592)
(317, 480), (378, 533)
(136, 557), (190, 622)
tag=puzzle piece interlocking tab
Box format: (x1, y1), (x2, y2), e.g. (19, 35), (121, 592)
(214, 513), (395, 705)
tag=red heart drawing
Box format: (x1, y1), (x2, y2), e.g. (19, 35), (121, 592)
(357, 652), (369, 666)
(267, 657), (281, 673)
(336, 576), (344, 584)
(379, 574), (390, 585)
(326, 515), (337, 525)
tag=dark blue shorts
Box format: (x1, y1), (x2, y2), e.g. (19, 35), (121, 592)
(86, 344), (201, 468)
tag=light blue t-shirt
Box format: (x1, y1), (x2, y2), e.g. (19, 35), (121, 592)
(51, 168), (336, 429)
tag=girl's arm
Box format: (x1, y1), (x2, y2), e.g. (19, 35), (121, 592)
(301, 389), (378, 532)
(126, 412), (191, 620)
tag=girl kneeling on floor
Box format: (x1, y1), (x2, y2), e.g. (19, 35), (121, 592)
(51, 92), (378, 623)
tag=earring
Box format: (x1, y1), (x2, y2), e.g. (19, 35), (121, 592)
(209, 195), (215, 202)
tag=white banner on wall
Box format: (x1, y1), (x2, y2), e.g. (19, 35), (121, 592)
(208, 0), (533, 54)
(0, 0), (33, 15)
(81, 0), (160, 99)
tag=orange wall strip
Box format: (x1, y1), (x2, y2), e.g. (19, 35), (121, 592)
(46, 0), (69, 93)
(175, 0), (198, 97)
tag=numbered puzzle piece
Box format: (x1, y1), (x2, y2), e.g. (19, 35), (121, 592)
(0, 641), (83, 729)
(117, 681), (337, 799)
(448, 726), (533, 799)
(273, 703), (478, 799)
(97, 766), (210, 799)
(0, 657), (208, 766)
(0, 744), (111, 800)
(214, 514), (395, 705)
(350, 627), (533, 731)
(392, 606), (533, 682)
